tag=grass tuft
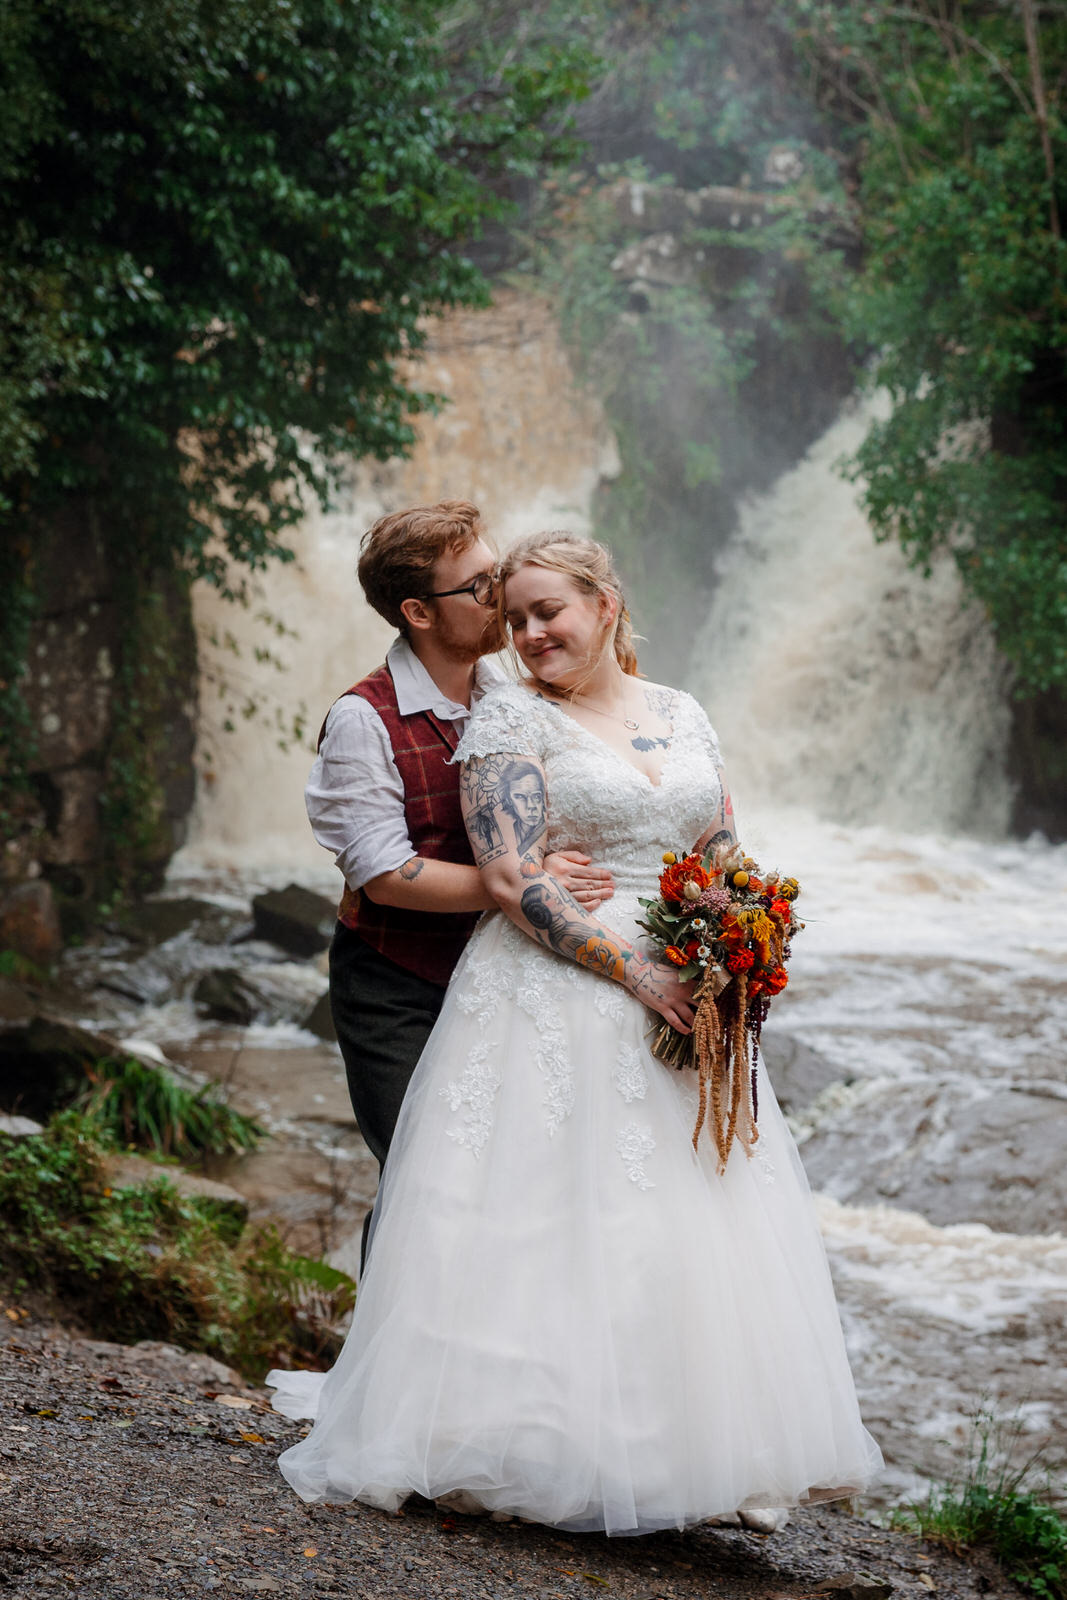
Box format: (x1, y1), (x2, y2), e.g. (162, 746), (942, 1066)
(80, 1056), (264, 1158)
(894, 1410), (1067, 1599)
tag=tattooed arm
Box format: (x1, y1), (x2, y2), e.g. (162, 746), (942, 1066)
(362, 855), (498, 913)
(460, 753), (695, 1032)
(693, 738), (738, 857)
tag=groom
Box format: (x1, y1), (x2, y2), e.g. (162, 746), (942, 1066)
(306, 502), (612, 1226)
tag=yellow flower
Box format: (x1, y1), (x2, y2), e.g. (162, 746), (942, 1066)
(732, 870), (749, 888)
(662, 851), (677, 865)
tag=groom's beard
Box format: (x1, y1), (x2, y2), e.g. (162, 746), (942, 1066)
(435, 608), (506, 663)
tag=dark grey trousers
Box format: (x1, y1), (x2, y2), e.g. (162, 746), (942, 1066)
(328, 924), (447, 1266)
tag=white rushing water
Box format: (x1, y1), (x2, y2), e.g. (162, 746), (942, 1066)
(170, 393), (1066, 1505)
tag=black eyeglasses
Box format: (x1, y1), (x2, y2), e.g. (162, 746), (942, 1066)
(425, 571), (496, 606)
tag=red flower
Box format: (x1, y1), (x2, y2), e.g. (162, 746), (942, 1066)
(770, 897), (792, 921)
(726, 947), (755, 973)
(763, 966), (789, 995)
(685, 940), (700, 958)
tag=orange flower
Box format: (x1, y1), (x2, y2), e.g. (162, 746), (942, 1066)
(664, 945), (687, 966)
(659, 855), (711, 903)
(770, 897), (792, 921)
(763, 966), (789, 995)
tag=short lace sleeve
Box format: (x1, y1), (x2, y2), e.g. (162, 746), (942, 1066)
(453, 683), (549, 765)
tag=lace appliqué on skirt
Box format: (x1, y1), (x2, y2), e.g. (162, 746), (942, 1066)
(612, 1042), (648, 1104)
(440, 1040), (502, 1158)
(616, 1121), (656, 1190)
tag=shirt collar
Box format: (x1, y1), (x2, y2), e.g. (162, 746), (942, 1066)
(386, 635), (508, 721)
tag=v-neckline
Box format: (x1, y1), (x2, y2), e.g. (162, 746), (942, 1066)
(533, 689), (677, 790)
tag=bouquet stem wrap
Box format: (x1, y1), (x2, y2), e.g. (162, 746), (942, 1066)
(651, 963), (758, 1174)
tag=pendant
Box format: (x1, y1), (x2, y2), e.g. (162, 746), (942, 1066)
(624, 717), (639, 730)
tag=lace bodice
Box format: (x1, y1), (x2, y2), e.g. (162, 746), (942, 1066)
(453, 682), (724, 933)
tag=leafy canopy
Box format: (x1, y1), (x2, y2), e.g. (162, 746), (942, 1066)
(0, 0), (591, 584)
(792, 0), (1067, 695)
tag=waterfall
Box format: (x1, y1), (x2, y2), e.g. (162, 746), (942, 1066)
(176, 300), (1015, 882)
(687, 395), (1014, 837)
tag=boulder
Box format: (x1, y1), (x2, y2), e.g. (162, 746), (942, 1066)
(76, 1336), (245, 1391)
(0, 1015), (180, 1122)
(815, 1579), (894, 1600)
(0, 1113), (45, 1137)
(193, 968), (263, 1027)
(123, 897), (231, 948)
(0, 975), (35, 1025)
(760, 1026), (846, 1114)
(302, 991), (336, 1041)
(102, 1153), (250, 1243)
(0, 1016), (109, 1120)
(251, 883), (336, 958)
(0, 880), (63, 967)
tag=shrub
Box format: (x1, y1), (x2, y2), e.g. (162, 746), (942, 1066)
(0, 1114), (354, 1378)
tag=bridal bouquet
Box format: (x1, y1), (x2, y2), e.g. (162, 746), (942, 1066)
(636, 841), (802, 1171)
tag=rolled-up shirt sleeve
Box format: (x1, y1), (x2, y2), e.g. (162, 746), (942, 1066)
(305, 696), (416, 892)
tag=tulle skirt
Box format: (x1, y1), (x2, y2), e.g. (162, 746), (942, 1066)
(268, 910), (881, 1533)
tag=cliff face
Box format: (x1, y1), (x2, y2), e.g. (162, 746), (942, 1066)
(6, 507), (197, 931)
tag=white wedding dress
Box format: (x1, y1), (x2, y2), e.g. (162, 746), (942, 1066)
(268, 684), (882, 1533)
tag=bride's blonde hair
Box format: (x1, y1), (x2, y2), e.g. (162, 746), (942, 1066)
(495, 531), (640, 686)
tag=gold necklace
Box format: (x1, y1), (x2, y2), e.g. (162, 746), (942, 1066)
(546, 686), (640, 732)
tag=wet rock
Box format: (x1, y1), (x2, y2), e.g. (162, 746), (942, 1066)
(815, 1579), (894, 1600)
(76, 1335), (245, 1391)
(251, 883), (336, 958)
(194, 968), (263, 1027)
(801, 1077), (1067, 1236)
(0, 1112), (45, 1137)
(103, 1153), (249, 1242)
(0, 880), (63, 966)
(0, 974), (35, 1025)
(302, 991), (336, 1041)
(762, 1026), (846, 1113)
(0, 1016), (110, 1119)
(122, 896), (231, 948)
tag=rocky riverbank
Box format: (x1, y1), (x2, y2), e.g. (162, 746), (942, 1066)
(0, 1315), (1014, 1600)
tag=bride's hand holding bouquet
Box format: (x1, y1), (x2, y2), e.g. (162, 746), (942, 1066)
(637, 839), (803, 1171)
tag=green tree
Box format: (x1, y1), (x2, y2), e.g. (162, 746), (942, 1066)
(792, 0), (1067, 698)
(0, 0), (589, 884)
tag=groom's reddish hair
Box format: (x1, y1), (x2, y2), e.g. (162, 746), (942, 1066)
(357, 501), (484, 632)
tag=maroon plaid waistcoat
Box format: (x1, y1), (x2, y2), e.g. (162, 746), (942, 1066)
(319, 663), (480, 987)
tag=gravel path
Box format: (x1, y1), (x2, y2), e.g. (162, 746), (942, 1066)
(0, 1318), (1013, 1600)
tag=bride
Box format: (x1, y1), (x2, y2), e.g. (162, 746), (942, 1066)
(268, 531), (882, 1534)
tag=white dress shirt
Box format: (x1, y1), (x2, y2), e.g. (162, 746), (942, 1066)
(305, 636), (508, 892)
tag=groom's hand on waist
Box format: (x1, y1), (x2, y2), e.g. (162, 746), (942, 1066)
(544, 851), (614, 911)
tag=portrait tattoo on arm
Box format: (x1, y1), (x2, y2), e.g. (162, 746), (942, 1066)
(461, 754), (635, 985)
(461, 754), (548, 861)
